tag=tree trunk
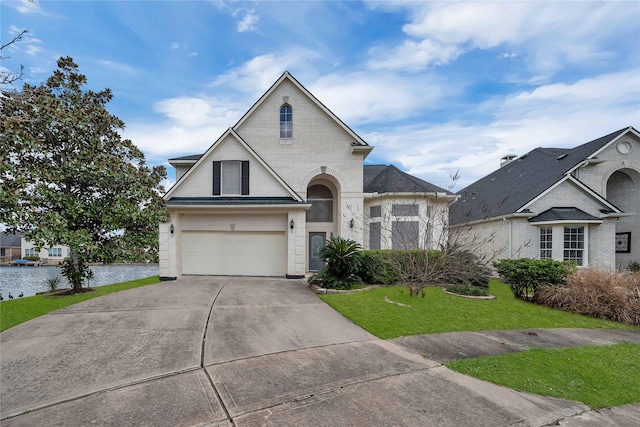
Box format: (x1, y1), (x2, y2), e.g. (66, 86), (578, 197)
(69, 248), (83, 293)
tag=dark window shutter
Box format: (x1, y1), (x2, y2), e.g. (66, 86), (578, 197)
(241, 161), (249, 195)
(213, 161), (221, 195)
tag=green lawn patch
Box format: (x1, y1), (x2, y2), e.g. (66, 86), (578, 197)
(447, 343), (640, 408)
(319, 280), (635, 339)
(0, 276), (161, 332)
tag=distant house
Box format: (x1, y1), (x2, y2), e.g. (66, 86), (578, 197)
(0, 232), (23, 263)
(22, 240), (70, 265)
(159, 71), (455, 279)
(450, 127), (640, 270)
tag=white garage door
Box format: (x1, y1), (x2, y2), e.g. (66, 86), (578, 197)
(182, 231), (286, 276)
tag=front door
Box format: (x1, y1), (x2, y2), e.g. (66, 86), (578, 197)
(309, 232), (326, 271)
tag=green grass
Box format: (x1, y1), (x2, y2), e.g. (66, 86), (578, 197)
(447, 343), (640, 408)
(0, 276), (161, 332)
(320, 280), (635, 339)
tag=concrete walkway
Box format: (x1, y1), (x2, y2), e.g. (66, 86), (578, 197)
(0, 276), (638, 426)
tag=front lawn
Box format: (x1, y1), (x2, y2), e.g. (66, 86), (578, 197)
(447, 343), (640, 409)
(0, 276), (161, 332)
(319, 280), (635, 339)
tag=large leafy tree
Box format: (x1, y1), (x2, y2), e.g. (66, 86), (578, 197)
(1, 57), (167, 292)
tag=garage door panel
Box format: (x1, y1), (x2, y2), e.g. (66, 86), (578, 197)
(182, 231), (286, 276)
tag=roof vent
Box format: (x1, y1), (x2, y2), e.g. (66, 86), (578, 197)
(500, 154), (518, 167)
(557, 154), (568, 161)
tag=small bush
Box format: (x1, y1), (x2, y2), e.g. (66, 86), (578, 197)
(628, 261), (640, 272)
(42, 274), (62, 291)
(358, 250), (399, 285)
(442, 249), (491, 288)
(316, 236), (362, 290)
(445, 283), (490, 296)
(493, 258), (576, 301)
(536, 269), (640, 325)
(24, 255), (40, 261)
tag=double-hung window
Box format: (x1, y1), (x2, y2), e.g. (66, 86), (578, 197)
(213, 161), (249, 195)
(564, 226), (584, 266)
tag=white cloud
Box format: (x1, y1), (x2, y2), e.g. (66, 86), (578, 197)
(237, 10), (259, 32)
(368, 39), (463, 72)
(16, 0), (40, 14)
(95, 60), (138, 76)
(364, 69), (640, 190)
(369, 2), (631, 75)
(125, 95), (246, 160)
(211, 49), (325, 96)
(310, 71), (451, 125)
(170, 42), (181, 50)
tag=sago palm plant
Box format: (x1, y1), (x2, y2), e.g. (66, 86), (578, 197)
(319, 236), (363, 290)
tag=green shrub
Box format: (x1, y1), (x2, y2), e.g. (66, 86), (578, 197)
(445, 283), (490, 296)
(492, 258), (576, 301)
(42, 274), (62, 291)
(442, 249), (491, 288)
(628, 261), (640, 272)
(318, 236), (363, 290)
(358, 250), (399, 285)
(24, 255), (40, 261)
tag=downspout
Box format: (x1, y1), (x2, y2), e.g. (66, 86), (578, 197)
(508, 219), (513, 259)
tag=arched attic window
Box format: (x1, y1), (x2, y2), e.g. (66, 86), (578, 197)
(280, 104), (292, 138)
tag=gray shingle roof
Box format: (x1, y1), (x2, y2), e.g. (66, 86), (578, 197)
(0, 232), (22, 247)
(169, 154), (202, 162)
(450, 127), (630, 225)
(363, 165), (452, 194)
(528, 207), (602, 223)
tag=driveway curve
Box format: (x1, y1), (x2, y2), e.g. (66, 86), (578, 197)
(0, 277), (616, 426)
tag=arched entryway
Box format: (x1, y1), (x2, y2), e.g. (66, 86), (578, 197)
(306, 177), (339, 271)
(606, 168), (640, 268)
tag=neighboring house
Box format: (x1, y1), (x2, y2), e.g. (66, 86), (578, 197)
(0, 232), (23, 263)
(22, 240), (70, 265)
(450, 126), (640, 270)
(160, 71), (455, 279)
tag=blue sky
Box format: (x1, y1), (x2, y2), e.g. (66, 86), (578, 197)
(2, 0), (639, 191)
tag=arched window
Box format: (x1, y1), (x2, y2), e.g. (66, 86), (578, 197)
(280, 105), (292, 138)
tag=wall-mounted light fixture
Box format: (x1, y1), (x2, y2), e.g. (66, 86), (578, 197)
(170, 224), (174, 234)
(290, 219), (294, 229)
(349, 218), (354, 229)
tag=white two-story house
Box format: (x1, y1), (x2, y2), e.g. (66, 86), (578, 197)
(159, 72), (456, 279)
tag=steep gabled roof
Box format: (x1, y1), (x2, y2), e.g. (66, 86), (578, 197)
(233, 71), (371, 153)
(450, 127), (633, 224)
(164, 128), (303, 202)
(364, 165), (452, 194)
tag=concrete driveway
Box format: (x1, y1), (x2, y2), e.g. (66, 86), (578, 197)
(0, 276), (611, 426)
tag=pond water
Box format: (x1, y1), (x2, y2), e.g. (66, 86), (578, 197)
(0, 264), (158, 298)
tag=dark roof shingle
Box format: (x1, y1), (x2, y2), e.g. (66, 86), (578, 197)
(450, 127), (630, 224)
(364, 165), (451, 194)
